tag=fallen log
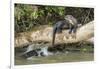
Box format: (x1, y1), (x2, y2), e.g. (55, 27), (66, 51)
(15, 21), (94, 47)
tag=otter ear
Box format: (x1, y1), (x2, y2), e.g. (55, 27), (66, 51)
(65, 15), (72, 18)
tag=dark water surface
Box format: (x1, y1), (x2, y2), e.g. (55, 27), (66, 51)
(15, 52), (93, 65)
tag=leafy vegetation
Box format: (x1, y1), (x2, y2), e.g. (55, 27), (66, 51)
(14, 4), (94, 33)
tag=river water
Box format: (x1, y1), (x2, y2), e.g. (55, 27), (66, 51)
(15, 44), (94, 65)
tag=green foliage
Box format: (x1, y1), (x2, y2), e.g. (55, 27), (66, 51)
(14, 4), (94, 33)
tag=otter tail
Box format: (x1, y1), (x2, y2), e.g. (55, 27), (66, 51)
(52, 27), (57, 46)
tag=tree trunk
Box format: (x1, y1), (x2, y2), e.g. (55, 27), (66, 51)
(15, 21), (94, 47)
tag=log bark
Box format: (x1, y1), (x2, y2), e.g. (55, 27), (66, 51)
(15, 21), (94, 47)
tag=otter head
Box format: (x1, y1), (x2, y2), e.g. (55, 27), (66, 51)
(64, 15), (74, 25)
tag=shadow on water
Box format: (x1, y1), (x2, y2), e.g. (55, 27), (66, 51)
(15, 42), (94, 65)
